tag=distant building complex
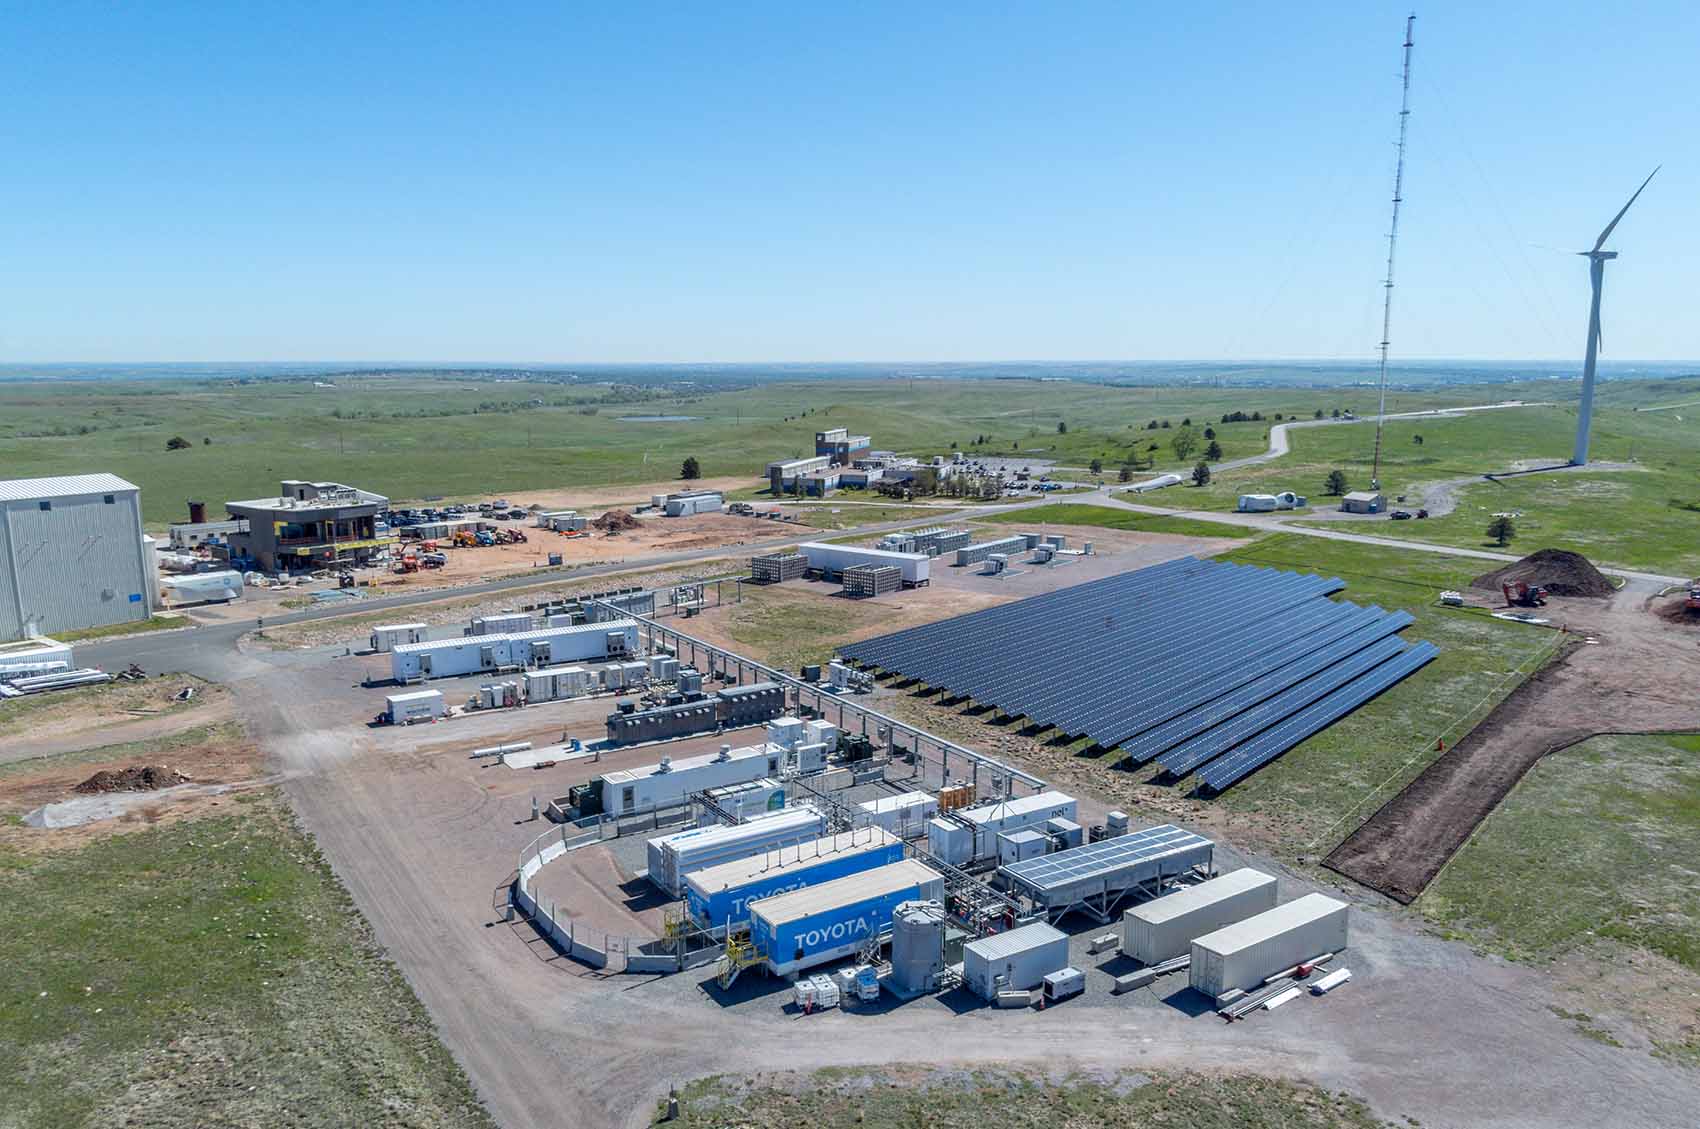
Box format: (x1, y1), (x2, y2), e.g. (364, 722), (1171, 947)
(764, 426), (960, 497)
(0, 473), (153, 640)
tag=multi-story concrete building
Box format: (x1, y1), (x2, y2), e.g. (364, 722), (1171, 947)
(0, 473), (152, 640)
(815, 427), (871, 463)
(226, 479), (394, 572)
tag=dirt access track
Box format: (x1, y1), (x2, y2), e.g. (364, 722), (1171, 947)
(1326, 579), (1700, 903)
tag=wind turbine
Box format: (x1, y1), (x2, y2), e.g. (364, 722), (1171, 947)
(1571, 167), (1658, 466)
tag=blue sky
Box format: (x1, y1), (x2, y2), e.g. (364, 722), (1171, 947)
(1, 2), (1692, 363)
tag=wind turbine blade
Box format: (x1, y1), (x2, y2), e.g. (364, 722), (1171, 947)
(1592, 166), (1660, 252)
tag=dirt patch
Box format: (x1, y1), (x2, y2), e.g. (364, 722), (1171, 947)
(1326, 583), (1700, 902)
(590, 508), (640, 532)
(74, 764), (191, 794)
(1473, 548), (1614, 599)
(1655, 598), (1700, 627)
(0, 675), (229, 758)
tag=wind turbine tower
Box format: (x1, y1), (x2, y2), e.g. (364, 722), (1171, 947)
(1571, 167), (1658, 466)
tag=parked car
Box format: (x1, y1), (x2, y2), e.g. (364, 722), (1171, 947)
(1390, 510), (1413, 520)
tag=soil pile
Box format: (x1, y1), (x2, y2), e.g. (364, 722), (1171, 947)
(1472, 549), (1614, 598)
(591, 509), (640, 532)
(74, 764), (191, 794)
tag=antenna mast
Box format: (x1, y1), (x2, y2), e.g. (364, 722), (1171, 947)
(1371, 13), (1415, 491)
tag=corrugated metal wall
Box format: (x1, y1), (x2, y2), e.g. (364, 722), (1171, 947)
(1, 490), (150, 639)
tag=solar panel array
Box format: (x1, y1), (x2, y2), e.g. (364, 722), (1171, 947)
(839, 556), (1437, 793)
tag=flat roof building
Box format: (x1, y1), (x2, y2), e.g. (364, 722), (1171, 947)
(0, 473), (152, 640)
(226, 479), (395, 572)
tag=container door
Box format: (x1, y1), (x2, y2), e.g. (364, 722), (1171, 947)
(479, 646), (496, 669)
(419, 654), (433, 675)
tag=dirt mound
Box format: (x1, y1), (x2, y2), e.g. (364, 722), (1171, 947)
(591, 509), (640, 532)
(1656, 599), (1700, 626)
(74, 764), (191, 794)
(1472, 549), (1614, 598)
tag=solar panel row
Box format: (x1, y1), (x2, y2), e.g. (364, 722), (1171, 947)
(1197, 641), (1441, 792)
(838, 556), (1437, 793)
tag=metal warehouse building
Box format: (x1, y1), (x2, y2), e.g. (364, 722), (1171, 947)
(0, 474), (153, 640)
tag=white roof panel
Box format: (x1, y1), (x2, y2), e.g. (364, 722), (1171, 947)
(0, 473), (139, 501)
(748, 859), (940, 926)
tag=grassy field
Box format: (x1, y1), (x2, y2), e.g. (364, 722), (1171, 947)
(979, 501), (1256, 539)
(0, 790), (494, 1128)
(53, 614), (188, 642)
(1421, 731), (1700, 972)
(663, 1066), (1392, 1129)
(1150, 392), (1700, 575)
(787, 503), (955, 530)
(0, 374), (1508, 527)
(1192, 536), (1557, 854)
(718, 588), (893, 673)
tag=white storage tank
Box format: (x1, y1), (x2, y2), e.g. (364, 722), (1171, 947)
(370, 623), (428, 652)
(646, 806), (827, 896)
(384, 689), (446, 725)
(889, 899), (949, 995)
(962, 921), (1070, 999)
(1190, 892), (1349, 1001)
(857, 791), (939, 837)
(1122, 867), (1278, 965)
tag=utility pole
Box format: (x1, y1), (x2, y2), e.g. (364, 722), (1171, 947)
(1371, 13), (1415, 492)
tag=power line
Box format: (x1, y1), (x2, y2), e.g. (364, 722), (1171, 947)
(1371, 13), (1415, 492)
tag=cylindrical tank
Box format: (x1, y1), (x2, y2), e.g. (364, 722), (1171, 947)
(889, 899), (948, 995)
(188, 499), (207, 524)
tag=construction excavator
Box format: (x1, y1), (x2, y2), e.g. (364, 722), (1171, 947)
(1502, 580), (1548, 608)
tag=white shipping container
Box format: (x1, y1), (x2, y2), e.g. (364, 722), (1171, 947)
(962, 921), (1070, 998)
(369, 623), (428, 652)
(599, 744), (782, 817)
(1122, 868), (1278, 965)
(857, 790), (939, 836)
(390, 620), (638, 681)
(471, 612), (534, 635)
(997, 828), (1050, 864)
(385, 689), (445, 724)
(647, 806), (827, 896)
(697, 778), (788, 824)
(797, 542), (930, 586)
(926, 817), (971, 865)
(1190, 893), (1349, 1000)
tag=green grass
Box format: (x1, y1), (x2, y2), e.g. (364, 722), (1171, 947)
(0, 791), (493, 1128)
(1199, 535), (1558, 854)
(1420, 732), (1700, 973)
(0, 375), (1516, 527)
(980, 501), (1256, 539)
(1151, 396), (1700, 575)
(786, 504), (953, 530)
(53, 614), (185, 642)
(664, 1066), (1393, 1129)
(720, 588), (891, 673)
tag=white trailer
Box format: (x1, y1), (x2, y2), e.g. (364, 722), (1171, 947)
(797, 542), (930, 586)
(523, 664), (593, 702)
(949, 791), (1079, 862)
(1122, 867), (1278, 964)
(857, 790), (939, 837)
(390, 619), (637, 681)
(471, 612), (534, 635)
(1190, 892), (1349, 1000)
(593, 744), (782, 817)
(646, 806), (827, 896)
(369, 623), (428, 652)
(161, 570), (244, 605)
(384, 689), (446, 725)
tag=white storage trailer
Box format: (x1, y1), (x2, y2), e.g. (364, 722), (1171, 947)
(647, 807), (826, 896)
(938, 791), (1078, 863)
(748, 858), (946, 977)
(857, 791), (939, 836)
(593, 744), (782, 817)
(369, 623), (428, 652)
(471, 612), (535, 635)
(1122, 867), (1278, 964)
(384, 689), (446, 725)
(1190, 892), (1349, 1000)
(797, 542), (930, 586)
(697, 778), (788, 824)
(389, 619), (638, 681)
(962, 921), (1070, 998)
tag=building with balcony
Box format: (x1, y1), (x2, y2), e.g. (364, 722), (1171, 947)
(225, 479), (394, 573)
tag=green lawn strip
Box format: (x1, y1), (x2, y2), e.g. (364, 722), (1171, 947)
(665, 1066), (1392, 1129)
(978, 502), (1256, 539)
(52, 615), (188, 643)
(0, 791), (493, 1128)
(1419, 732), (1700, 973)
(1204, 535), (1556, 855)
